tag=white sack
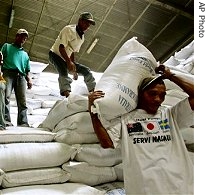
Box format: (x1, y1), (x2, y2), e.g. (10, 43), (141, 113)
(163, 56), (180, 67)
(1, 167), (70, 188)
(166, 65), (194, 81)
(0, 127), (55, 143)
(27, 99), (42, 110)
(27, 85), (52, 96)
(55, 130), (98, 145)
(9, 100), (17, 107)
(113, 163), (124, 181)
(28, 94), (62, 101)
(27, 114), (48, 128)
(0, 142), (76, 172)
(93, 37), (157, 128)
(53, 112), (99, 144)
(30, 61), (48, 74)
(53, 112), (94, 133)
(0, 183), (105, 195)
(0, 169), (4, 186)
(71, 71), (103, 95)
(73, 144), (122, 167)
(71, 76), (92, 95)
(41, 100), (57, 108)
(176, 54), (194, 74)
(29, 108), (50, 116)
(39, 94), (88, 130)
(174, 41), (194, 61)
(62, 161), (117, 186)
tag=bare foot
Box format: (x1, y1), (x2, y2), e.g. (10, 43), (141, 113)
(63, 91), (70, 98)
(0, 126), (6, 131)
(73, 72), (78, 80)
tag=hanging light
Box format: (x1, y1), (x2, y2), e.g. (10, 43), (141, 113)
(9, 9), (15, 28)
(86, 38), (99, 54)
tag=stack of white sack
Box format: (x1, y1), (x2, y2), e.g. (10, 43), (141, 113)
(0, 62), (123, 194)
(0, 126), (77, 189)
(38, 97), (124, 187)
(0, 126), (118, 194)
(0, 183), (105, 195)
(164, 40), (194, 74)
(0, 126), (113, 194)
(0, 62), (111, 194)
(0, 107), (124, 193)
(0, 61), (76, 189)
(0, 38), (194, 194)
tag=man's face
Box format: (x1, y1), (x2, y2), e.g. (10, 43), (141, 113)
(15, 34), (28, 45)
(78, 19), (92, 31)
(139, 83), (166, 114)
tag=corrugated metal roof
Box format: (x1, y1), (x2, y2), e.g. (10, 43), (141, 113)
(0, 0), (194, 72)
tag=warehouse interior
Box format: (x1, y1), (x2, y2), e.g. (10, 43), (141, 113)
(0, 0), (194, 72)
(0, 0), (194, 194)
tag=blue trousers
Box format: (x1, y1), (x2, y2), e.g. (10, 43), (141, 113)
(49, 51), (96, 96)
(3, 69), (29, 126)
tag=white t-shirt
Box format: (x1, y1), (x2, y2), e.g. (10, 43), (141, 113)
(50, 25), (84, 59)
(108, 98), (194, 195)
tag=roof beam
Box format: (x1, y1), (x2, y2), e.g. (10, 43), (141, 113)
(96, 0), (154, 71)
(144, 0), (193, 20)
(28, 0), (47, 55)
(78, 0), (118, 61)
(159, 31), (194, 62)
(146, 14), (178, 48)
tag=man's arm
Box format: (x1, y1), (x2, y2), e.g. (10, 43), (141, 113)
(59, 44), (78, 80)
(0, 52), (5, 82)
(88, 91), (114, 149)
(0, 51), (3, 65)
(25, 72), (32, 89)
(156, 65), (194, 110)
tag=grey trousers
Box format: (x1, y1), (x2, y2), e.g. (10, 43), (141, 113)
(49, 51), (96, 96)
(3, 69), (29, 126)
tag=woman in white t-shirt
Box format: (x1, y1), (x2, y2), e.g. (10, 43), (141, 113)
(88, 65), (194, 194)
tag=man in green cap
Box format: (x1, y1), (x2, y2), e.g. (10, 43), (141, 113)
(49, 12), (96, 97)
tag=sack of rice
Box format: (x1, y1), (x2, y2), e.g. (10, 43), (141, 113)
(93, 37), (157, 128)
